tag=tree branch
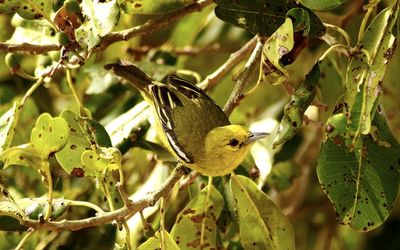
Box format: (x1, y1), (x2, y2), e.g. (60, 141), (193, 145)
(0, 42), (60, 54)
(19, 166), (185, 231)
(223, 37), (264, 116)
(95, 0), (214, 51)
(198, 36), (258, 91)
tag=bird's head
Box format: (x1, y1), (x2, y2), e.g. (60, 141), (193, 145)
(203, 125), (268, 175)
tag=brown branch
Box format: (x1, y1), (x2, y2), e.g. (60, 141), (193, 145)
(95, 0), (214, 51)
(223, 37), (263, 116)
(126, 43), (229, 57)
(198, 36), (258, 91)
(19, 166), (185, 231)
(0, 42), (60, 53)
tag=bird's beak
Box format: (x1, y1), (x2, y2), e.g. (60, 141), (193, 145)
(244, 132), (269, 145)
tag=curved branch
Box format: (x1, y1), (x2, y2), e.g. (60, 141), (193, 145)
(95, 0), (214, 51)
(223, 37), (264, 116)
(19, 166), (185, 231)
(0, 42), (60, 53)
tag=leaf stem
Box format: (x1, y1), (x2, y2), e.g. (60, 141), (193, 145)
(200, 176), (213, 249)
(66, 68), (87, 117)
(160, 198), (166, 250)
(15, 228), (34, 250)
(323, 23), (352, 46)
(67, 200), (105, 213)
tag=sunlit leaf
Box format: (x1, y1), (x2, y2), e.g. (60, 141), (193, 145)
(0, 103), (18, 153)
(0, 144), (42, 169)
(30, 113), (69, 160)
(345, 5), (399, 143)
(75, 0), (120, 50)
(170, 185), (224, 250)
(119, 0), (194, 14)
(231, 174), (295, 250)
(137, 230), (180, 250)
(0, 0), (51, 20)
(317, 112), (400, 231)
(260, 18), (294, 86)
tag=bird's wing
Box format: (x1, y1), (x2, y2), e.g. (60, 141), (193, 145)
(149, 76), (230, 164)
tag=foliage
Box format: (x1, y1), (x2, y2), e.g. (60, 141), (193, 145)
(1, 0), (400, 249)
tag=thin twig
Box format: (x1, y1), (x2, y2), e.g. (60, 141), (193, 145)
(0, 42), (60, 53)
(127, 43), (228, 56)
(18, 166), (185, 231)
(223, 38), (264, 116)
(198, 36), (258, 91)
(96, 0), (214, 51)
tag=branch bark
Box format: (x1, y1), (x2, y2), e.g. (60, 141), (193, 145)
(0, 43), (60, 54)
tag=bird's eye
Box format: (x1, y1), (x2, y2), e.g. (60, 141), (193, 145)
(228, 139), (239, 147)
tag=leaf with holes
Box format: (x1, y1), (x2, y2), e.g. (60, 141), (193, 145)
(317, 112), (400, 231)
(119, 0), (194, 14)
(75, 0), (120, 50)
(30, 113), (69, 160)
(273, 63), (320, 147)
(0, 103), (18, 153)
(55, 110), (92, 177)
(344, 5), (399, 145)
(231, 175), (295, 250)
(137, 230), (180, 250)
(214, 0), (295, 35)
(259, 18), (294, 85)
(170, 185), (224, 250)
(0, 0), (51, 20)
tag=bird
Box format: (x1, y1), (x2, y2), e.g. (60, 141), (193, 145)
(105, 60), (268, 176)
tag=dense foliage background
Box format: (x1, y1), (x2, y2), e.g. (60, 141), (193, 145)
(1, 0), (400, 249)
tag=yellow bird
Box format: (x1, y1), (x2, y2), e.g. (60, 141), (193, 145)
(105, 61), (267, 176)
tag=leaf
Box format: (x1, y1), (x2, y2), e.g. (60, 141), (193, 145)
(0, 144), (42, 170)
(0, 0), (51, 20)
(345, 5), (399, 143)
(286, 7), (325, 38)
(81, 147), (122, 177)
(30, 113), (69, 160)
(300, 0), (347, 10)
(55, 110), (92, 177)
(7, 14), (56, 45)
(273, 63), (320, 147)
(119, 0), (194, 14)
(84, 64), (119, 95)
(0, 103), (18, 153)
(266, 161), (299, 192)
(317, 112), (400, 231)
(75, 0), (120, 50)
(231, 175), (295, 250)
(170, 185), (224, 250)
(260, 18), (294, 85)
(214, 0), (295, 35)
(105, 101), (150, 147)
(137, 230), (180, 250)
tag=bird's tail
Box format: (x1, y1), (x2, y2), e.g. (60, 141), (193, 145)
(104, 60), (153, 92)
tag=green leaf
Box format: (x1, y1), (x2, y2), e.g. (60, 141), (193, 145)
(119, 0), (194, 14)
(231, 175), (295, 250)
(55, 110), (92, 177)
(0, 103), (18, 153)
(0, 144), (42, 169)
(8, 14), (56, 45)
(273, 63), (320, 147)
(137, 230), (180, 250)
(0, 0), (51, 20)
(81, 147), (122, 176)
(75, 0), (120, 50)
(266, 161), (299, 192)
(317, 112), (400, 231)
(286, 7), (325, 38)
(214, 0), (295, 35)
(84, 64), (119, 95)
(260, 17), (294, 85)
(105, 101), (150, 147)
(345, 5), (399, 143)
(30, 113), (69, 160)
(299, 0), (347, 10)
(86, 119), (112, 148)
(170, 185), (224, 250)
